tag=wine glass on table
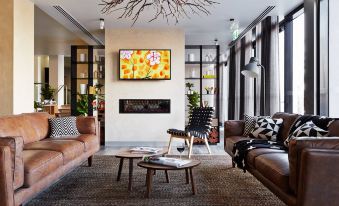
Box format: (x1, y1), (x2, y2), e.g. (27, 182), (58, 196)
(176, 143), (185, 159)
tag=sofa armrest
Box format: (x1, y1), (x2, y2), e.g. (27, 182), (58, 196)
(0, 146), (14, 206)
(288, 137), (339, 195)
(224, 120), (245, 138)
(0, 137), (24, 191)
(76, 116), (98, 135)
(297, 148), (339, 206)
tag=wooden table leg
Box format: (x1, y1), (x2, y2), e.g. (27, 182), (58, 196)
(146, 169), (153, 198)
(128, 158), (133, 191)
(189, 168), (196, 195)
(165, 170), (169, 183)
(117, 158), (124, 181)
(185, 168), (189, 184)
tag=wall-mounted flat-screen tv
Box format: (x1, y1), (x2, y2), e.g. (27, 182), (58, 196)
(119, 49), (171, 80)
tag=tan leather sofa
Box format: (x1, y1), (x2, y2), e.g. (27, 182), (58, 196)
(0, 112), (100, 206)
(225, 112), (339, 206)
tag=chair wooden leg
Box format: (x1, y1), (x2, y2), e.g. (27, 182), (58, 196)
(167, 136), (173, 155)
(204, 137), (211, 154)
(188, 136), (194, 159)
(185, 139), (190, 147)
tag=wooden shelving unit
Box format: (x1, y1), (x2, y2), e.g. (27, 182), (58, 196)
(185, 45), (220, 144)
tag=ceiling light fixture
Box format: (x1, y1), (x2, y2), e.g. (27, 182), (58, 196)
(99, 0), (219, 26)
(100, 18), (105, 29)
(229, 18), (239, 40)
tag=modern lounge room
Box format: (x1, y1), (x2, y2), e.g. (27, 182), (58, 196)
(1, 0), (339, 205)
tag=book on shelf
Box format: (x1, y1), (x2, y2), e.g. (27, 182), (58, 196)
(142, 156), (192, 168)
(129, 147), (162, 154)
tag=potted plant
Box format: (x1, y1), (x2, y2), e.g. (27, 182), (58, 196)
(185, 82), (194, 94)
(77, 94), (88, 116)
(187, 91), (200, 114)
(40, 84), (55, 103)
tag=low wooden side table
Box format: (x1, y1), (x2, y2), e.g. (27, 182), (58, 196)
(115, 148), (168, 191)
(137, 160), (201, 198)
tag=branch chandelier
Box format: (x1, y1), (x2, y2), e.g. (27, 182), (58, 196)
(100, 0), (219, 25)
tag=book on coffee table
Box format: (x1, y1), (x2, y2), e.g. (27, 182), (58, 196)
(142, 156), (192, 168)
(130, 147), (162, 154)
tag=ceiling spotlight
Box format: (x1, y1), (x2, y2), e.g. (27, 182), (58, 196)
(214, 38), (219, 45)
(100, 18), (105, 30)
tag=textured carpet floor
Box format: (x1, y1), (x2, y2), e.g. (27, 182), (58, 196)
(27, 155), (285, 206)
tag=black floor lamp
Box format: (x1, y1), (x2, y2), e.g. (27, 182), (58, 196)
(241, 57), (266, 115)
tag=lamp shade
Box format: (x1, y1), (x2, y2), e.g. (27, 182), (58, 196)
(241, 57), (260, 78)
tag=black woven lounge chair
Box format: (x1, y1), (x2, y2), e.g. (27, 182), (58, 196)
(167, 107), (214, 158)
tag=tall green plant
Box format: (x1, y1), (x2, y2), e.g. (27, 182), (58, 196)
(77, 94), (88, 116)
(187, 91), (200, 114)
(40, 84), (55, 100)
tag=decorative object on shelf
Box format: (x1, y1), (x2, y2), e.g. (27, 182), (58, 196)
(80, 84), (88, 94)
(80, 53), (86, 62)
(185, 82), (194, 94)
(187, 91), (200, 114)
(119, 49), (171, 80)
(204, 53), (213, 62)
(80, 73), (85, 78)
(188, 53), (195, 62)
(77, 94), (88, 116)
(40, 84), (56, 102)
(204, 86), (214, 94)
(119, 99), (170, 113)
(203, 100), (209, 107)
(191, 69), (196, 78)
(100, 0), (219, 25)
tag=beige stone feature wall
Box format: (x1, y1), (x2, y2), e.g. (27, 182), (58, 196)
(0, 0), (34, 115)
(105, 28), (185, 143)
(0, 0), (14, 115)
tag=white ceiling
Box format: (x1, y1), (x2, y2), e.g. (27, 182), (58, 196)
(35, 6), (86, 55)
(32, 0), (302, 48)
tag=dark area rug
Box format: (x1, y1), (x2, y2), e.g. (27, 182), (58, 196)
(27, 155), (285, 206)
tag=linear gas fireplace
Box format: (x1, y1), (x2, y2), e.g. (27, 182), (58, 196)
(119, 99), (171, 114)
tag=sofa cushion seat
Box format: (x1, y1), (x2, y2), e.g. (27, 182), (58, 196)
(225, 136), (251, 156)
(24, 140), (84, 164)
(23, 150), (63, 187)
(246, 149), (287, 168)
(50, 134), (99, 152)
(254, 153), (290, 193)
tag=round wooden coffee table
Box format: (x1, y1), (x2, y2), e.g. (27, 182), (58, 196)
(137, 160), (201, 198)
(115, 148), (168, 191)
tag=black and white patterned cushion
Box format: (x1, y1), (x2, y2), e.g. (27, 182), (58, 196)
(243, 114), (257, 136)
(284, 121), (329, 146)
(249, 117), (283, 141)
(49, 116), (80, 138)
(243, 114), (271, 136)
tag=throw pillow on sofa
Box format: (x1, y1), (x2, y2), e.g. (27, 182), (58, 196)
(49, 116), (80, 137)
(249, 117), (283, 141)
(284, 115), (335, 147)
(243, 114), (270, 136)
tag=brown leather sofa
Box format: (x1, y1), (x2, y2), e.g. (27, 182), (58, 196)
(0, 112), (100, 206)
(225, 112), (339, 206)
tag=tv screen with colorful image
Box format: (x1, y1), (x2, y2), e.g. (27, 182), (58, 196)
(119, 49), (171, 80)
